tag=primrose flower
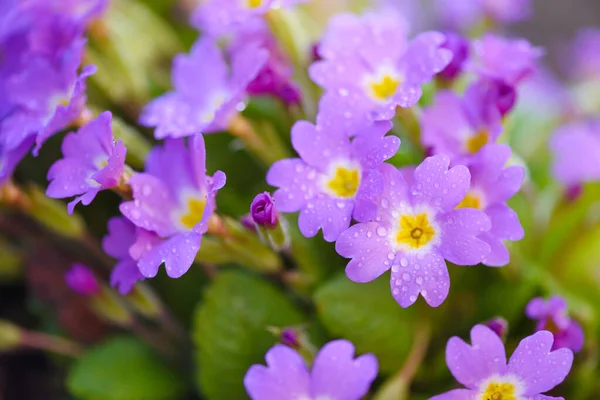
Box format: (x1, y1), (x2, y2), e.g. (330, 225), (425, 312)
(309, 12), (451, 125)
(336, 156), (492, 308)
(430, 325), (573, 400)
(266, 116), (399, 242)
(140, 37), (268, 139)
(102, 217), (160, 295)
(421, 86), (503, 161)
(65, 264), (100, 297)
(471, 34), (543, 86)
(438, 32), (470, 81)
(191, 0), (306, 37)
(46, 112), (126, 214)
(526, 296), (585, 353)
(461, 144), (524, 266)
(244, 339), (378, 400)
(120, 135), (226, 279)
(550, 120), (600, 186)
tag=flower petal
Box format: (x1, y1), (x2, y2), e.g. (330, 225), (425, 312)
(411, 155), (470, 211)
(439, 208), (491, 265)
(137, 232), (201, 278)
(429, 389), (478, 400)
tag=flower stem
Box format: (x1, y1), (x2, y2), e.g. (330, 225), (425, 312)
(21, 331), (83, 358)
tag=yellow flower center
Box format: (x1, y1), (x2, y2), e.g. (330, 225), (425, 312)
(326, 167), (360, 199)
(244, 0), (264, 8)
(396, 213), (436, 249)
(481, 382), (517, 400)
(180, 198), (207, 230)
(466, 131), (489, 153)
(370, 74), (400, 101)
(456, 192), (482, 210)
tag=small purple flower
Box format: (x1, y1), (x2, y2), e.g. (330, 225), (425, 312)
(279, 328), (300, 348)
(421, 85), (503, 162)
(430, 325), (573, 400)
(46, 111), (126, 214)
(266, 113), (399, 242)
(102, 217), (159, 295)
(191, 0), (306, 37)
(140, 37), (268, 139)
(470, 34), (543, 86)
(438, 32), (470, 81)
(461, 144), (525, 266)
(251, 192), (278, 228)
(550, 120), (600, 186)
(484, 317), (509, 340)
(336, 155), (492, 308)
(65, 263), (100, 296)
(119, 135), (226, 279)
(526, 296), (585, 353)
(229, 20), (301, 106)
(244, 339), (378, 400)
(309, 12), (451, 128)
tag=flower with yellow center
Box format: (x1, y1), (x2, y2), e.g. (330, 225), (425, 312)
(395, 213), (437, 249)
(481, 382), (517, 400)
(325, 166), (361, 199)
(179, 197), (207, 230)
(466, 131), (489, 153)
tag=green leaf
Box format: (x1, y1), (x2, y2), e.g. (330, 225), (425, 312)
(67, 336), (185, 400)
(193, 271), (306, 400)
(314, 274), (415, 374)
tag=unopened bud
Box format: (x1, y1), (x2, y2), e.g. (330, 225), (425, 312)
(485, 317), (509, 340)
(65, 264), (100, 297)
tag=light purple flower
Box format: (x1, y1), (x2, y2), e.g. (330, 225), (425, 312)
(140, 37), (268, 139)
(191, 0), (306, 37)
(119, 135), (226, 279)
(421, 85), (503, 162)
(430, 325), (573, 400)
(65, 263), (100, 296)
(244, 339), (378, 400)
(336, 155), (492, 308)
(470, 34), (543, 86)
(228, 20), (301, 106)
(46, 111), (126, 214)
(461, 144), (524, 266)
(266, 115), (399, 242)
(309, 12), (451, 129)
(251, 192), (278, 228)
(435, 0), (532, 29)
(102, 217), (160, 295)
(526, 296), (585, 353)
(550, 120), (600, 186)
(567, 28), (600, 80)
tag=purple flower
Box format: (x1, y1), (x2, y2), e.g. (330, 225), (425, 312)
(550, 120), (600, 186)
(119, 135), (226, 279)
(266, 114), (399, 242)
(102, 217), (160, 295)
(46, 112), (126, 214)
(431, 325), (573, 400)
(438, 32), (470, 81)
(568, 28), (600, 80)
(421, 85), (503, 162)
(228, 20), (301, 106)
(191, 0), (306, 37)
(309, 12), (451, 128)
(336, 155), (492, 308)
(244, 339), (378, 400)
(526, 296), (585, 353)
(65, 263), (100, 296)
(140, 37), (268, 139)
(470, 34), (543, 86)
(251, 192), (278, 228)
(484, 317), (509, 339)
(461, 144), (524, 266)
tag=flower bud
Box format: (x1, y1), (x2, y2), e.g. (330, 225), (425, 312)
(65, 264), (100, 296)
(438, 32), (469, 81)
(484, 317), (509, 340)
(251, 192), (278, 228)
